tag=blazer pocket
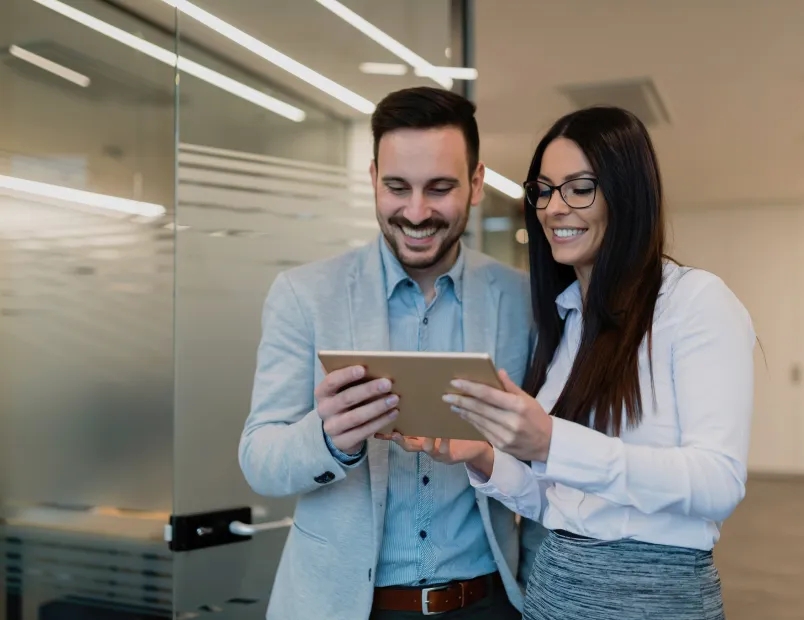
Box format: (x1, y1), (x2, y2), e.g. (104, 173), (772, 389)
(292, 520), (328, 546)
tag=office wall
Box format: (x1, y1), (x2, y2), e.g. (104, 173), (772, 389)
(668, 205), (804, 475)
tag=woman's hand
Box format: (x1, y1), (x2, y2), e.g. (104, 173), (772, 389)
(374, 433), (494, 474)
(442, 369), (553, 462)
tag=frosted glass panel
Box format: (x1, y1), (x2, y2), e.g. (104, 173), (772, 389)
(0, 0), (177, 618)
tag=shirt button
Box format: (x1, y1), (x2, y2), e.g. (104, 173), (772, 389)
(422, 317), (428, 325)
(419, 530), (427, 539)
(422, 476), (429, 485)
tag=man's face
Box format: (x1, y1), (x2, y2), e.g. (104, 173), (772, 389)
(370, 127), (484, 273)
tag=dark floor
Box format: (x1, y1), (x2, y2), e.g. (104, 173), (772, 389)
(715, 476), (804, 620)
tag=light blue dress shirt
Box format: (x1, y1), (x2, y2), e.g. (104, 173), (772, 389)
(325, 239), (497, 587)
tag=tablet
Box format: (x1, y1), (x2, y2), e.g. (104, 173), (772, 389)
(317, 350), (503, 441)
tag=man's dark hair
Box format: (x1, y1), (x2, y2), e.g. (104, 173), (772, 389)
(371, 86), (480, 174)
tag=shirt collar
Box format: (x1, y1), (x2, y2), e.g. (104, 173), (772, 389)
(555, 280), (582, 319)
(379, 237), (465, 302)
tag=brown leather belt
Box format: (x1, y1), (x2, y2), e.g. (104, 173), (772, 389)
(373, 572), (502, 615)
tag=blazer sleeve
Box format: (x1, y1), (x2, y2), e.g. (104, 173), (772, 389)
(238, 271), (354, 497)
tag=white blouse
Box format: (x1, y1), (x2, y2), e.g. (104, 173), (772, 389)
(469, 263), (755, 550)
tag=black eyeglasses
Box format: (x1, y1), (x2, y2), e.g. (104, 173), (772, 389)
(523, 178), (599, 210)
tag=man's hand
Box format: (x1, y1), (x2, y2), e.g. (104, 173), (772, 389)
(376, 433), (494, 477)
(316, 365), (399, 454)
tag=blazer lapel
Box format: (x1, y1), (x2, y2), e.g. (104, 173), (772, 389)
(347, 237), (391, 552)
(462, 251), (501, 361)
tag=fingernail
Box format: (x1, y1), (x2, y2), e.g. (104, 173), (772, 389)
(442, 394), (457, 404)
(389, 410), (399, 419)
(378, 379), (392, 392)
(386, 394), (399, 407)
(450, 380), (463, 389)
(451, 405), (463, 416)
(353, 366), (365, 379)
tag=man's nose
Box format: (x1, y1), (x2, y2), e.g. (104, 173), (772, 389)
(402, 192), (432, 224)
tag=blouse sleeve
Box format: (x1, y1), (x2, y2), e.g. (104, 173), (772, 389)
(467, 448), (549, 522)
(530, 274), (755, 522)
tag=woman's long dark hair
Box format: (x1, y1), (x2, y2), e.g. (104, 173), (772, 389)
(525, 106), (665, 436)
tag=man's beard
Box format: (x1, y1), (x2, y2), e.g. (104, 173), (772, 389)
(380, 204), (470, 271)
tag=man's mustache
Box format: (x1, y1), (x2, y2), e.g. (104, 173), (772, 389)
(388, 216), (448, 229)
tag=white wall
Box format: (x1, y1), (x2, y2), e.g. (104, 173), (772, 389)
(668, 206), (804, 475)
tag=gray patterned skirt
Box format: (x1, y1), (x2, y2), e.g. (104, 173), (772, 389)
(523, 530), (725, 620)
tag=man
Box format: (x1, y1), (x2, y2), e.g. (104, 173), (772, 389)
(239, 86), (538, 619)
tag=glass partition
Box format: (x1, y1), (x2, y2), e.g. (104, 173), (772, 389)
(1, 1), (468, 618)
(0, 1), (177, 618)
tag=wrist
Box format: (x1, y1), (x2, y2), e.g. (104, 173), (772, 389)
(467, 443), (494, 479)
(534, 415), (553, 462)
(342, 441), (365, 456)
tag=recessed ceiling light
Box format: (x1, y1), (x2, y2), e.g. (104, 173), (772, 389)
(359, 62), (477, 81)
(484, 169), (524, 200)
(9, 44), (91, 87)
(359, 62), (408, 76)
(414, 66), (477, 81)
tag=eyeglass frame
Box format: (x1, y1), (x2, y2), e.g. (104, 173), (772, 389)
(523, 178), (600, 210)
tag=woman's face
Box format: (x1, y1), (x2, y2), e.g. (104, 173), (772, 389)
(535, 138), (608, 278)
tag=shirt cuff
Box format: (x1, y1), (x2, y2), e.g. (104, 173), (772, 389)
(323, 431), (367, 468)
(467, 448), (534, 497)
(531, 417), (619, 490)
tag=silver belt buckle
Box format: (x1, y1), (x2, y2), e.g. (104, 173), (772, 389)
(421, 584), (449, 615)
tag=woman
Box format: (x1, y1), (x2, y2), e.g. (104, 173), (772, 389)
(392, 106), (754, 619)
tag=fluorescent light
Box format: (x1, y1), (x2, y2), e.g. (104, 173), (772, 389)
(9, 44), (91, 87)
(359, 62), (408, 76)
(360, 63), (477, 81)
(484, 168), (524, 200)
(30, 0), (306, 122)
(415, 66), (478, 81)
(160, 0), (375, 114)
(0, 174), (166, 217)
(316, 0), (453, 90)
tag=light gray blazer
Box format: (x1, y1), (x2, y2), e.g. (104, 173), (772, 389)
(239, 236), (536, 620)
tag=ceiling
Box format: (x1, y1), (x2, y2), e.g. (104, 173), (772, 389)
(5, 0), (803, 213)
(121, 0), (804, 211)
(474, 0), (804, 210)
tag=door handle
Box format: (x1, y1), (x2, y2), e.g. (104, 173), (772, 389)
(229, 517), (293, 536)
(168, 507), (291, 551)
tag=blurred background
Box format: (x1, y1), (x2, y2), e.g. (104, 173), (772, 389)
(1, 1), (802, 618)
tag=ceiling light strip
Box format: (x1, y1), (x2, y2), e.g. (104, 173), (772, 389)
(30, 0), (306, 121)
(315, 0), (453, 90)
(0, 174), (166, 217)
(484, 168), (524, 200)
(162, 0), (375, 114)
(9, 44), (91, 87)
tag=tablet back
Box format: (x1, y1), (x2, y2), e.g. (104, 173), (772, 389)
(317, 351), (502, 441)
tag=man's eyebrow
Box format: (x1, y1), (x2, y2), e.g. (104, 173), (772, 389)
(381, 176), (460, 184)
(426, 176), (460, 185)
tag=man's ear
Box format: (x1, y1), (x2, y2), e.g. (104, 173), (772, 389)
(470, 161), (486, 206)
